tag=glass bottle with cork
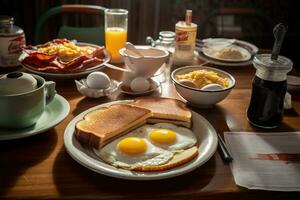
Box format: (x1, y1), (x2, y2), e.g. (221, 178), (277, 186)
(173, 10), (197, 66)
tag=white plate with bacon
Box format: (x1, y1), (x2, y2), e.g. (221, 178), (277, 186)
(19, 39), (111, 79)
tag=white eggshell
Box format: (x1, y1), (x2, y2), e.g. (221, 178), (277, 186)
(130, 77), (150, 92)
(86, 72), (111, 89)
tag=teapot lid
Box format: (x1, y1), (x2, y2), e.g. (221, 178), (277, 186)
(0, 72), (38, 95)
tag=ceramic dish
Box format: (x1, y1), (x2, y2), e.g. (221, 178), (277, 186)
(118, 78), (161, 96)
(64, 100), (218, 180)
(0, 94), (69, 140)
(197, 38), (258, 66)
(202, 44), (251, 62)
(75, 79), (119, 98)
(171, 65), (236, 108)
(119, 46), (169, 79)
(20, 43), (111, 79)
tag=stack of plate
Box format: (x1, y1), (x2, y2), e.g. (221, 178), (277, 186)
(196, 38), (258, 67)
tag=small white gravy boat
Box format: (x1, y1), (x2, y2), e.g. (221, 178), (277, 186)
(119, 47), (169, 78)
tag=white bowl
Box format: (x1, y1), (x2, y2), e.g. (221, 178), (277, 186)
(287, 75), (300, 91)
(171, 66), (236, 108)
(119, 47), (169, 78)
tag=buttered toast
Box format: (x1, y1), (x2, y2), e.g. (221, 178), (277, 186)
(131, 97), (192, 128)
(75, 104), (152, 149)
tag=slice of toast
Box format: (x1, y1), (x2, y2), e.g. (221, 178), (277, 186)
(75, 104), (152, 149)
(128, 146), (198, 171)
(131, 97), (192, 128)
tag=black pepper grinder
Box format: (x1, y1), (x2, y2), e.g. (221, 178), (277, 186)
(247, 24), (293, 128)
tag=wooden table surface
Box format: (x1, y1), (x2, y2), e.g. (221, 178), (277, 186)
(1, 56), (300, 199)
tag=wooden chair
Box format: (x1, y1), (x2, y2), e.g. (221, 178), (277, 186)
(34, 4), (106, 45)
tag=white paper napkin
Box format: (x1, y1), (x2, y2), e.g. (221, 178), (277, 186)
(224, 131), (300, 191)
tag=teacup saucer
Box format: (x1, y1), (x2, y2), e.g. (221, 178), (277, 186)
(0, 94), (69, 140)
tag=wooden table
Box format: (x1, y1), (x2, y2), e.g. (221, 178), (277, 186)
(1, 57), (300, 199)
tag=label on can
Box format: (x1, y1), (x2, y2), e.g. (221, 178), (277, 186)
(0, 33), (26, 67)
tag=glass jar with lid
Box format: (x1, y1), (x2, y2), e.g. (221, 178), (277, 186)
(145, 31), (175, 82)
(0, 15), (26, 68)
(146, 31), (175, 52)
(247, 54), (293, 128)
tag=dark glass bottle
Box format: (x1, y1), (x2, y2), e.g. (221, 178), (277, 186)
(247, 76), (287, 128)
(247, 54), (292, 129)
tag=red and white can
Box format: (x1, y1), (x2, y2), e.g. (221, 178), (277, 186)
(0, 16), (26, 68)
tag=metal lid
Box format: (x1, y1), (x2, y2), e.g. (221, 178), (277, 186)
(253, 54), (293, 81)
(0, 15), (14, 25)
(159, 31), (175, 38)
(253, 54), (292, 71)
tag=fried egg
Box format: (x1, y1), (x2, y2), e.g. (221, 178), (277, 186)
(136, 123), (197, 152)
(95, 123), (197, 169)
(95, 130), (173, 169)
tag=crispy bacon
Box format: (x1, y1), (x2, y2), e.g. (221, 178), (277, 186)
(22, 53), (57, 68)
(21, 39), (107, 73)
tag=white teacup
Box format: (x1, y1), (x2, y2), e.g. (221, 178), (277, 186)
(119, 47), (169, 78)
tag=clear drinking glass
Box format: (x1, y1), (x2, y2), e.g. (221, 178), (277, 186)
(105, 9), (128, 63)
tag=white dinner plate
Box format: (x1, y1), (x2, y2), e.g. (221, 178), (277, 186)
(197, 38), (258, 66)
(20, 42), (111, 79)
(202, 44), (251, 62)
(64, 100), (218, 180)
(0, 95), (69, 140)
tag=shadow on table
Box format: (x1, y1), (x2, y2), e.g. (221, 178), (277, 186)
(0, 130), (57, 196)
(283, 108), (299, 117)
(72, 96), (113, 116)
(192, 104), (231, 135)
(52, 146), (217, 198)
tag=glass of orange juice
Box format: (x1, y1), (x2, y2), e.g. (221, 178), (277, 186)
(105, 9), (128, 63)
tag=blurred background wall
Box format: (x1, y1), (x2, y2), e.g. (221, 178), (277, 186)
(0, 0), (299, 69)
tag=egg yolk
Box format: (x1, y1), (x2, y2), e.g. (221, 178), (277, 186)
(149, 129), (177, 144)
(117, 137), (147, 155)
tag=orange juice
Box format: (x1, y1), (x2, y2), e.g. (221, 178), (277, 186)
(105, 27), (127, 62)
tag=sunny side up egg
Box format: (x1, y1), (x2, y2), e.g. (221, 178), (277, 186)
(137, 123), (197, 152)
(95, 131), (173, 169)
(95, 123), (197, 169)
